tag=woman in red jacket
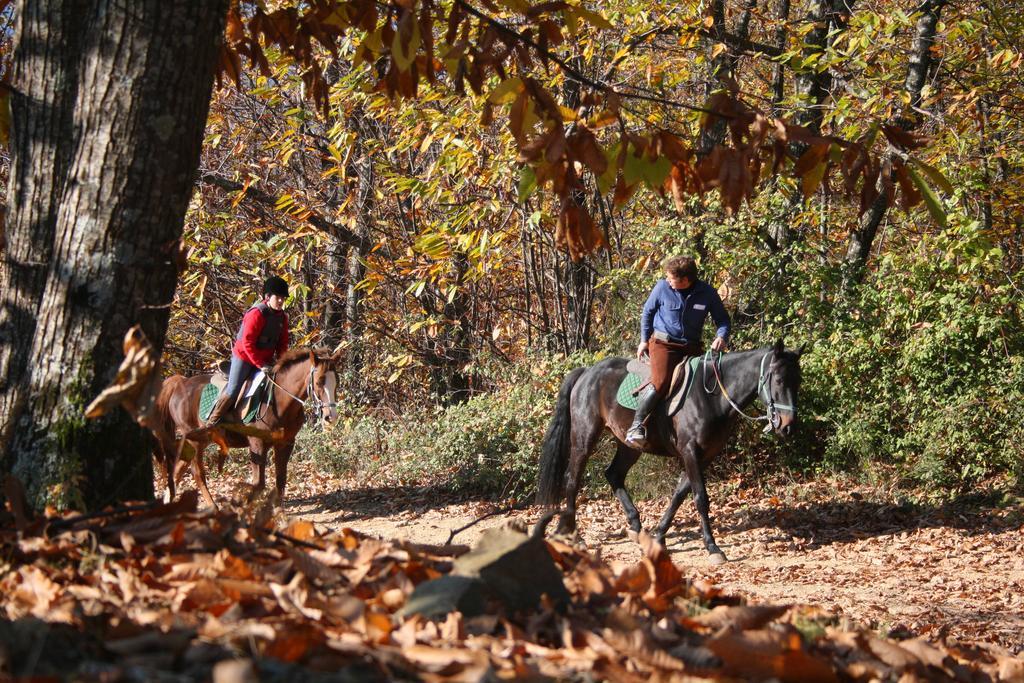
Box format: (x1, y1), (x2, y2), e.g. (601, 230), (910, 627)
(205, 276), (290, 425)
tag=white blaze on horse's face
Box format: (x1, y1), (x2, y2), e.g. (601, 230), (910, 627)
(321, 370), (338, 426)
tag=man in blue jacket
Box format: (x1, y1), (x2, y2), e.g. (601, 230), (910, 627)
(627, 255), (731, 446)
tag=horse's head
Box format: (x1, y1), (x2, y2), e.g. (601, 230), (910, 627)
(765, 339), (803, 437)
(307, 349), (342, 427)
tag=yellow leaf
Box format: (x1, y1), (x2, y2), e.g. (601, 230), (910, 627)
(488, 77), (523, 104)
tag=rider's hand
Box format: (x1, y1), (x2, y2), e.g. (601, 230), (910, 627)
(636, 341), (649, 361)
(711, 336), (727, 352)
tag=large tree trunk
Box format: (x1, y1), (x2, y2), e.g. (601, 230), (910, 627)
(0, 1), (87, 463)
(0, 0), (227, 509)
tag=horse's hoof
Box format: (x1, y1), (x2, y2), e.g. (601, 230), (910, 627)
(708, 552), (728, 566)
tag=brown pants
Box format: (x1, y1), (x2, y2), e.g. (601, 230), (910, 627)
(649, 337), (703, 396)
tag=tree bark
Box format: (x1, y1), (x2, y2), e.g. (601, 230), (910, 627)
(0, 1), (87, 460)
(845, 0), (946, 276)
(770, 0), (854, 249)
(343, 125), (374, 373)
(0, 0), (227, 509)
(771, 0), (791, 115)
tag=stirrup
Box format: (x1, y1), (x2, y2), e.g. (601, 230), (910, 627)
(626, 424), (647, 445)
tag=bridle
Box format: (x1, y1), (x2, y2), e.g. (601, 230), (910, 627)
(262, 362), (338, 422)
(305, 364), (338, 423)
(702, 350), (796, 431)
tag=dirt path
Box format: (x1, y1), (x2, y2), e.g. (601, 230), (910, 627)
(199, 459), (1024, 654)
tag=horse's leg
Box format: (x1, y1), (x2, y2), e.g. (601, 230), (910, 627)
(249, 445), (268, 490)
(272, 441), (294, 504)
(154, 435), (175, 504)
(556, 419), (602, 535)
(681, 443), (725, 563)
(211, 432), (230, 474)
(191, 441), (218, 510)
(651, 472), (692, 546)
(604, 443), (642, 534)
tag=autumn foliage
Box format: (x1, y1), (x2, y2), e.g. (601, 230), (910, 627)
(3, 493), (1023, 680)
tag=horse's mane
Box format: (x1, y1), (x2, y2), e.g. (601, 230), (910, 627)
(274, 347), (332, 371)
(720, 345), (800, 370)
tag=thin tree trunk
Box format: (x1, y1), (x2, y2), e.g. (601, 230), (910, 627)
(0, 0), (227, 509)
(771, 0), (791, 115)
(771, 0), (855, 249)
(344, 140), (374, 372)
(845, 0), (946, 277)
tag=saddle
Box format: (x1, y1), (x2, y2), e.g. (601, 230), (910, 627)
(616, 356), (701, 416)
(198, 361), (272, 424)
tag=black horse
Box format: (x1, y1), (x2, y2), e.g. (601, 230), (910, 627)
(536, 340), (802, 564)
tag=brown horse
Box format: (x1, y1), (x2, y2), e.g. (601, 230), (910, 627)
(151, 347), (340, 508)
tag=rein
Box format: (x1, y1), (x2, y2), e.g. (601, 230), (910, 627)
(701, 350), (795, 430)
(262, 364), (337, 421)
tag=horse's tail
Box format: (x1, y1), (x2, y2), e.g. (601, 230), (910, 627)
(536, 367), (586, 506)
(151, 375), (185, 451)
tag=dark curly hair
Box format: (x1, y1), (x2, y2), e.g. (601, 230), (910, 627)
(662, 255), (698, 281)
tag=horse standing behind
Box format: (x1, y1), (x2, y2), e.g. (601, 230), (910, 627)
(536, 341), (802, 564)
(151, 347), (340, 508)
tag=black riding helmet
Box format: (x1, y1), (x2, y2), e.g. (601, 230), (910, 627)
(263, 275), (289, 298)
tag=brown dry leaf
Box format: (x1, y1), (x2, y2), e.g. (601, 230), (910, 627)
(285, 545), (336, 583)
(401, 644), (490, 673)
(215, 551), (256, 581)
(603, 627), (687, 672)
(283, 519), (318, 542)
(261, 622), (323, 663)
(637, 531), (684, 611)
(706, 627), (838, 682)
(793, 143), (830, 177)
(270, 574), (323, 620)
(84, 324), (162, 427)
(863, 634), (921, 671)
(10, 566), (61, 619)
(3, 475), (32, 531)
(2, 480), (1021, 681)
(686, 604), (791, 632)
(613, 559), (652, 595)
(880, 124), (926, 150)
(668, 164), (688, 211)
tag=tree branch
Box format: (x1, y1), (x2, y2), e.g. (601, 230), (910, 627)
(199, 172), (370, 251)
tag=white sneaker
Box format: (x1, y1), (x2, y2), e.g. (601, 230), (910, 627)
(626, 425), (647, 445)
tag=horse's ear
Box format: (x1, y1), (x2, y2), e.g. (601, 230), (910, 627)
(308, 350), (317, 365)
(773, 338), (784, 355)
(796, 343), (808, 357)
(330, 348), (343, 363)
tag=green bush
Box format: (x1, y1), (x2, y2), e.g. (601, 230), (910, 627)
(296, 352), (605, 498)
(297, 218), (1022, 500)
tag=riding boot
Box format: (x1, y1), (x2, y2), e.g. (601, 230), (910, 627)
(626, 386), (660, 446)
(204, 393), (235, 426)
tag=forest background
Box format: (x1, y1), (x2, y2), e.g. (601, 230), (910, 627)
(0, 0), (1021, 509)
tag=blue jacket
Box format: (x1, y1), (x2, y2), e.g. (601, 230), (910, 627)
(640, 279), (731, 345)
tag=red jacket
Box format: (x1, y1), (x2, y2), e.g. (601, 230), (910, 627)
(232, 303), (289, 368)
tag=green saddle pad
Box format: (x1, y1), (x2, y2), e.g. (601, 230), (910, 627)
(615, 356), (703, 413)
(615, 372), (645, 410)
(198, 381), (269, 424)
